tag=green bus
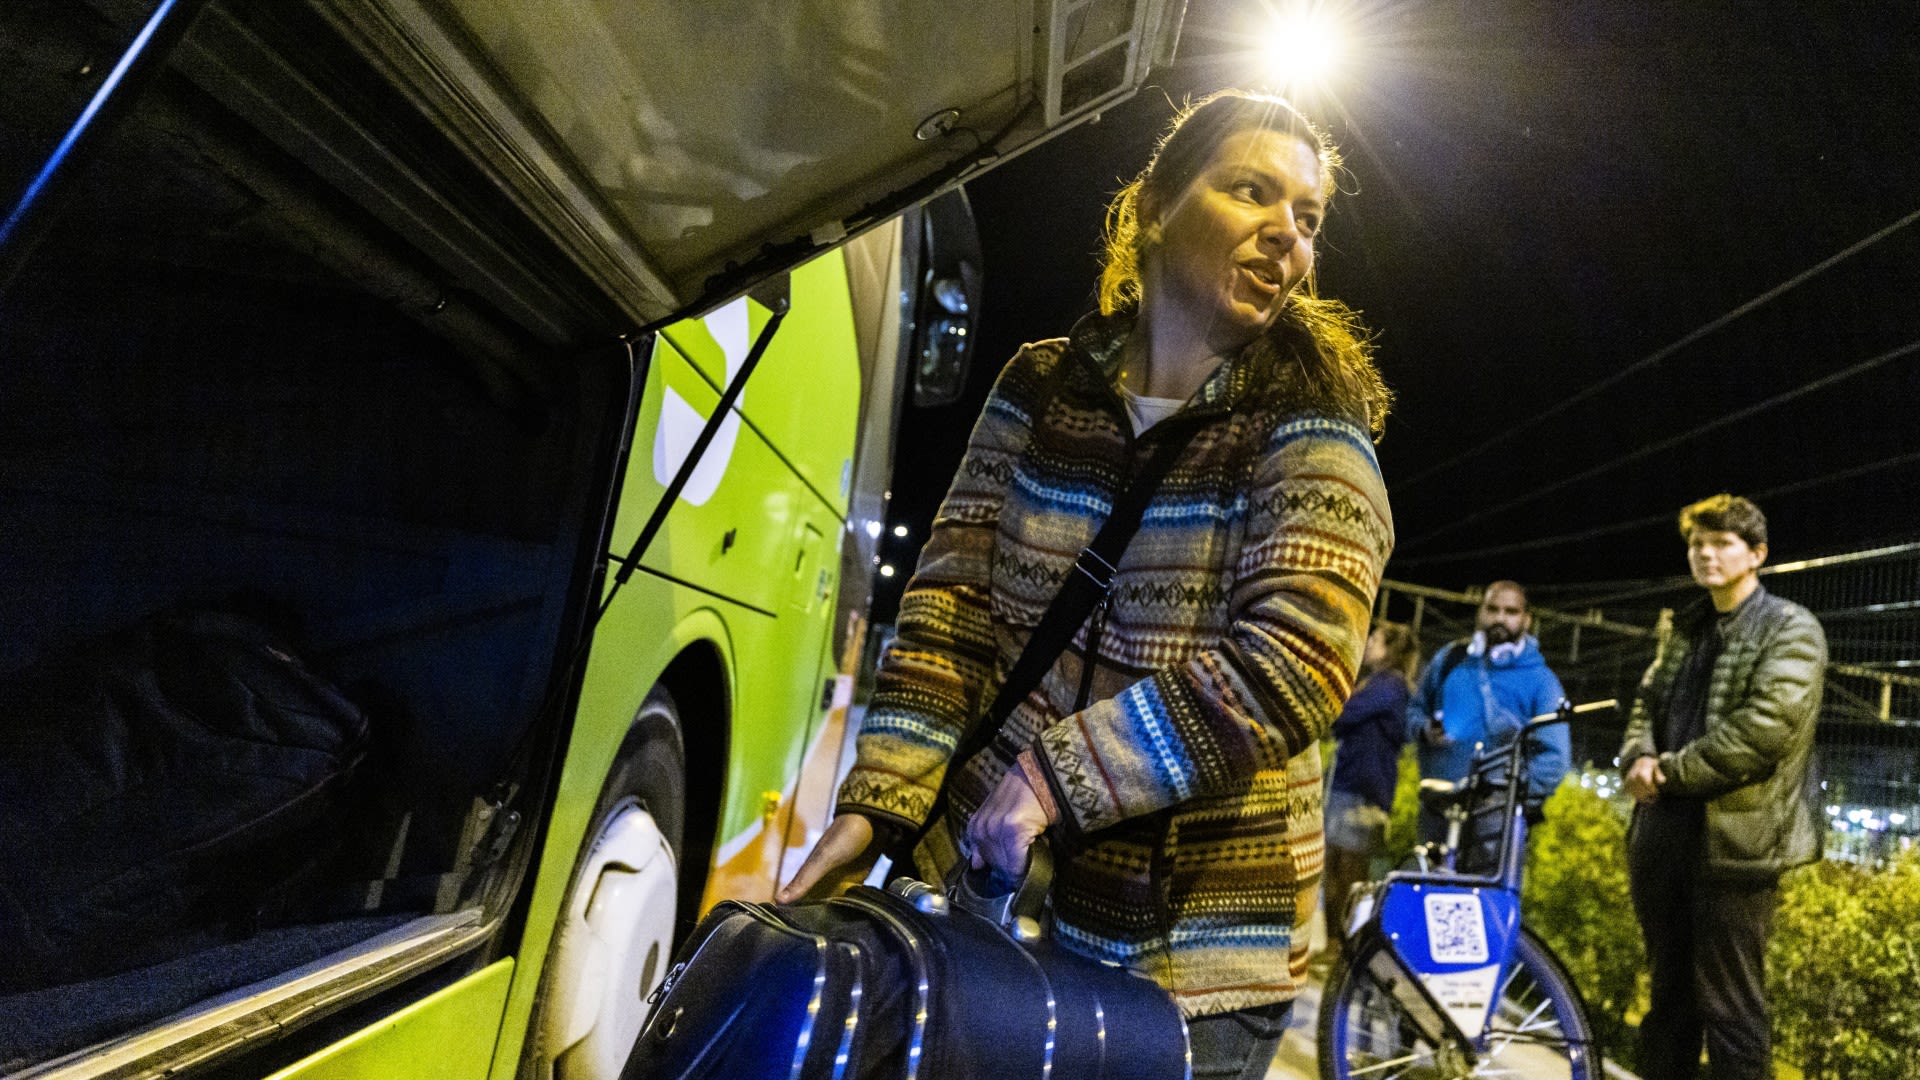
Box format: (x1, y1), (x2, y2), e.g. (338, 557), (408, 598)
(0, 0), (1183, 1077)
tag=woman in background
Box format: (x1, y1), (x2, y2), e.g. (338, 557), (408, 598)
(1321, 622), (1419, 964)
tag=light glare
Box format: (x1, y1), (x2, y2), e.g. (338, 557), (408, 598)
(1259, 5), (1346, 91)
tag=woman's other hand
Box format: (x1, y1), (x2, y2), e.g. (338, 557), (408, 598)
(776, 812), (878, 904)
(965, 769), (1050, 879)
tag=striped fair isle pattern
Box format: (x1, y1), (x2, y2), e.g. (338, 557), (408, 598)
(837, 312), (1393, 1017)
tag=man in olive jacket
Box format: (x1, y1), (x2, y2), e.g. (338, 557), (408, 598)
(1620, 494), (1825, 1080)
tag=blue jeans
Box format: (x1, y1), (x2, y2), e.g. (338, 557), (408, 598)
(1187, 1000), (1293, 1079)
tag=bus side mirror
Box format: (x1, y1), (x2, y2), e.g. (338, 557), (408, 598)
(912, 275), (973, 407)
(909, 189), (983, 409)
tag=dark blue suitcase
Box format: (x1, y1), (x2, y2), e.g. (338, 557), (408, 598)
(623, 852), (1190, 1079)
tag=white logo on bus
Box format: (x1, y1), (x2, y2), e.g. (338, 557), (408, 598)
(653, 298), (750, 505)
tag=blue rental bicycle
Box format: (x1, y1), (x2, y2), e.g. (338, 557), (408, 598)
(1317, 700), (1615, 1080)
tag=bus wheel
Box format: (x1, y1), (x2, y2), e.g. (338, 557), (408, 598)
(529, 687), (685, 1080)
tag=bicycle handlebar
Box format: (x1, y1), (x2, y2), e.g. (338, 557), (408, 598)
(1452, 696), (1622, 804)
(1519, 697), (1618, 734)
(1406, 697), (1623, 891)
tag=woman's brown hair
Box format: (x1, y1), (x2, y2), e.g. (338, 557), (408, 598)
(1097, 90), (1391, 436)
(1369, 622), (1421, 685)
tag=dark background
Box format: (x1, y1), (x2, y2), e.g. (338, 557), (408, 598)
(876, 0), (1920, 619)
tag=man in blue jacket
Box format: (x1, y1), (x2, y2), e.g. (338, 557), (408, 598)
(1406, 580), (1569, 849)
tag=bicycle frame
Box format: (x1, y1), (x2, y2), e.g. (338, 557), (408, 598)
(1335, 699), (1616, 1058)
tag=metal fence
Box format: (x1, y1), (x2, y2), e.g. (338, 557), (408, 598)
(1377, 542), (1920, 863)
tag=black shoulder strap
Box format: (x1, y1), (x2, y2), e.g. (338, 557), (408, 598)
(1434, 638), (1472, 687)
(946, 418), (1201, 782)
(1436, 634), (1474, 684)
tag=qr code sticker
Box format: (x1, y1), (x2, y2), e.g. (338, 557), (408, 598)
(1424, 893), (1489, 964)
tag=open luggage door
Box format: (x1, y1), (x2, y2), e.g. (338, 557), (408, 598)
(0, 1), (1186, 1077)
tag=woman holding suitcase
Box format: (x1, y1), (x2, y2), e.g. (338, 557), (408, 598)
(782, 90), (1395, 1078)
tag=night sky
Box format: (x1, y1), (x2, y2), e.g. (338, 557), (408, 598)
(877, 0), (1920, 618)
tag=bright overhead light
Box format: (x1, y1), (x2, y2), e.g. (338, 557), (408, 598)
(892, 524), (909, 538)
(879, 564), (896, 578)
(1258, 3), (1348, 92)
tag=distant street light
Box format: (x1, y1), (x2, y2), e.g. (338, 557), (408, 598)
(892, 524), (909, 538)
(879, 564), (897, 578)
(1258, 2), (1348, 93)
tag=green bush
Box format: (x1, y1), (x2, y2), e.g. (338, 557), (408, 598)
(1769, 849), (1920, 1079)
(1523, 790), (1920, 1078)
(1523, 782), (1646, 1066)
(1381, 744), (1421, 871)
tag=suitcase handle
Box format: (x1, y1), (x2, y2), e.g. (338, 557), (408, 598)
(947, 838), (1053, 934)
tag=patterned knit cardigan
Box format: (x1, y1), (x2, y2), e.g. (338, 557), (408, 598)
(837, 312), (1395, 1017)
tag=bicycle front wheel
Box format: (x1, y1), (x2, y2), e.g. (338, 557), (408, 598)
(1316, 926), (1600, 1079)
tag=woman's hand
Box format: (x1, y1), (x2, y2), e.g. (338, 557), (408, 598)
(776, 812), (878, 904)
(965, 770), (1050, 879)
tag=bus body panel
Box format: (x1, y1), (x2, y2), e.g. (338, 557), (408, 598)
(483, 250), (861, 1079)
(265, 961), (514, 1080)
(658, 253), (865, 516)
(618, 251), (858, 844)
(628, 333), (823, 615)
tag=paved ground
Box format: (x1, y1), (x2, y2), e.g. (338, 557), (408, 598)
(1265, 967), (1640, 1080)
(1266, 975), (1324, 1078)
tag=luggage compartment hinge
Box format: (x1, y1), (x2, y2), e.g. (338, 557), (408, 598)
(470, 781), (523, 872)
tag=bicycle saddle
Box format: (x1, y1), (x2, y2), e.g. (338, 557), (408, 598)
(1416, 777), (1476, 814)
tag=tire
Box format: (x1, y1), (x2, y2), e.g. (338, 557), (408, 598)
(524, 687), (687, 1080)
(1317, 926), (1599, 1080)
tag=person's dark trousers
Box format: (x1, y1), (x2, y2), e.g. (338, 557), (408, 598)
(1186, 1000), (1292, 1079)
(1627, 800), (1780, 1080)
(1322, 845), (1372, 961)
